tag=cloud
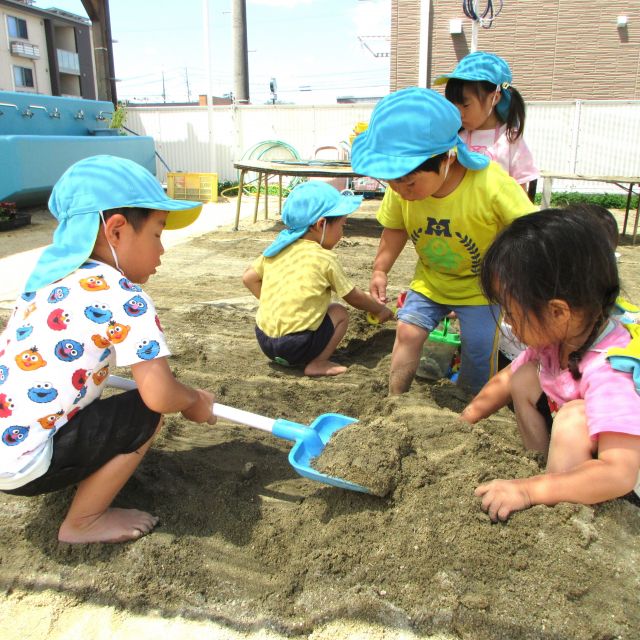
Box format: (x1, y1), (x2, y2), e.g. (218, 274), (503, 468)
(352, 0), (390, 37)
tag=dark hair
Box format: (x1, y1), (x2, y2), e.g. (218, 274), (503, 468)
(481, 207), (619, 379)
(407, 151), (449, 176)
(444, 78), (526, 142)
(568, 203), (619, 249)
(102, 207), (151, 231)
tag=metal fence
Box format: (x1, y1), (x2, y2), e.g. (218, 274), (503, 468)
(125, 100), (640, 193)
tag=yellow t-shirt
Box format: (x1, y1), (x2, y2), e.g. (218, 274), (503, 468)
(377, 161), (536, 305)
(253, 239), (355, 337)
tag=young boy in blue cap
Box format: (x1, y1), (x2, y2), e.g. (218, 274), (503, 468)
(351, 87), (536, 395)
(242, 181), (393, 376)
(0, 155), (216, 544)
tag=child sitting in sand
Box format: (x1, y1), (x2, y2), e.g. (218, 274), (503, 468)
(242, 181), (393, 376)
(0, 155), (217, 544)
(461, 207), (640, 521)
(498, 203), (640, 371)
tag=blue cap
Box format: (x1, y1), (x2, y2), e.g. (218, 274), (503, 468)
(24, 155), (203, 292)
(350, 87), (489, 180)
(434, 51), (513, 120)
(263, 181), (362, 257)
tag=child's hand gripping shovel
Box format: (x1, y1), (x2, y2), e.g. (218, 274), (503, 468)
(107, 375), (369, 494)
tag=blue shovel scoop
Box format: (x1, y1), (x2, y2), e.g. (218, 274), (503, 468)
(108, 375), (369, 494)
(212, 403), (369, 493)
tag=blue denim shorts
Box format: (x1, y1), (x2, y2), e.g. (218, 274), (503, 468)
(397, 289), (500, 393)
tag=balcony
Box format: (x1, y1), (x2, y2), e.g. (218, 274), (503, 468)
(10, 41), (40, 59)
(57, 48), (80, 75)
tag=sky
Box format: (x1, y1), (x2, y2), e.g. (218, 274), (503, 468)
(37, 0), (391, 105)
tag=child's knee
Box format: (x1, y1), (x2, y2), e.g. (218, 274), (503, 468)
(396, 320), (427, 348)
(550, 401), (589, 445)
(328, 303), (348, 324)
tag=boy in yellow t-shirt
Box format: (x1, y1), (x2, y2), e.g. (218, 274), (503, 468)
(243, 181), (393, 377)
(351, 88), (536, 394)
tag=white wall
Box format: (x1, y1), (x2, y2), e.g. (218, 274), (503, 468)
(126, 100), (640, 194)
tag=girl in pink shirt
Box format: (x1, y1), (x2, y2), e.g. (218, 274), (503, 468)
(461, 207), (640, 521)
(435, 52), (539, 191)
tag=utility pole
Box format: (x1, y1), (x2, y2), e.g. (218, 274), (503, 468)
(185, 67), (191, 102)
(161, 71), (166, 103)
(232, 0), (250, 104)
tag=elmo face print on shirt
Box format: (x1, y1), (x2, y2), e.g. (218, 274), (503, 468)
(0, 393), (15, 418)
(47, 308), (71, 331)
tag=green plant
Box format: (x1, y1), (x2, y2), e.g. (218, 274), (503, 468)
(0, 201), (17, 221)
(533, 191), (639, 209)
(109, 102), (127, 131)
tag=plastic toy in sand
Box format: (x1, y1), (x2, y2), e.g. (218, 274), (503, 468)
(367, 290), (406, 325)
(416, 317), (461, 382)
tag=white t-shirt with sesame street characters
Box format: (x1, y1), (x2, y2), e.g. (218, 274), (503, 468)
(0, 260), (170, 490)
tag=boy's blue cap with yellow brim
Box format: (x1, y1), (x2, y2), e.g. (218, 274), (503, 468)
(434, 51), (513, 120)
(24, 155), (203, 292)
(263, 181), (362, 257)
(350, 87), (489, 180)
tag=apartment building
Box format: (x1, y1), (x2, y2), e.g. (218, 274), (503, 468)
(0, 0), (96, 98)
(391, 0), (640, 100)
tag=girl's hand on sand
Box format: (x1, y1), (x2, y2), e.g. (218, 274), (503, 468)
(182, 389), (217, 425)
(370, 270), (388, 304)
(475, 479), (531, 522)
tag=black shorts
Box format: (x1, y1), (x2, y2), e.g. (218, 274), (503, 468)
(4, 390), (161, 497)
(255, 314), (335, 366)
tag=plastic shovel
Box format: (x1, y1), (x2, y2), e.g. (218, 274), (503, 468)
(107, 375), (369, 494)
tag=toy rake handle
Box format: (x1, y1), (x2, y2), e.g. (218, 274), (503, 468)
(107, 375), (276, 433)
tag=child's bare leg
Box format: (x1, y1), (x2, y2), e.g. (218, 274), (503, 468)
(58, 418), (163, 544)
(546, 400), (596, 473)
(304, 304), (349, 376)
(512, 362), (550, 452)
(389, 321), (428, 394)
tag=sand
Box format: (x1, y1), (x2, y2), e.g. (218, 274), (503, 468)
(1, 203), (639, 639)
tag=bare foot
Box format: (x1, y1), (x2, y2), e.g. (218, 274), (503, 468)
(304, 360), (347, 377)
(58, 507), (159, 544)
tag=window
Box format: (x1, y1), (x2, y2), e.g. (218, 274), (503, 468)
(13, 66), (34, 88)
(7, 16), (28, 39)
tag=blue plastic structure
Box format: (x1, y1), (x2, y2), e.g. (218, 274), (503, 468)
(0, 90), (155, 205)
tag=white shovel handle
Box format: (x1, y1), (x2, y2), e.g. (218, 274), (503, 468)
(107, 375), (276, 433)
(212, 403), (276, 433)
